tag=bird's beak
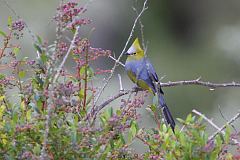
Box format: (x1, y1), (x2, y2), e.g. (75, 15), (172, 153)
(124, 52), (130, 55)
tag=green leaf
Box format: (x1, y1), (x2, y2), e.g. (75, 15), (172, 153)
(20, 100), (26, 110)
(86, 94), (93, 106)
(148, 104), (157, 113)
(186, 114), (193, 123)
(36, 99), (43, 111)
(40, 53), (48, 64)
(18, 71), (26, 79)
(166, 152), (173, 160)
(34, 43), (43, 54)
(225, 125), (231, 144)
(100, 145), (111, 159)
(13, 47), (20, 55)
(79, 89), (84, 99)
(37, 35), (42, 44)
(0, 29), (6, 37)
(128, 120), (138, 142)
(22, 56), (29, 61)
(79, 109), (86, 117)
(215, 135), (222, 147)
(0, 73), (5, 80)
(70, 124), (77, 145)
(8, 16), (12, 27)
(162, 124), (168, 132)
(0, 96), (5, 102)
(116, 109), (122, 116)
(104, 107), (113, 120)
(70, 28), (76, 34)
(32, 76), (44, 90)
(100, 116), (107, 125)
(26, 109), (32, 121)
(119, 133), (125, 145)
(176, 118), (185, 124)
(33, 144), (41, 155)
(0, 105), (6, 119)
(11, 111), (18, 128)
(107, 107), (113, 118)
(80, 65), (94, 81)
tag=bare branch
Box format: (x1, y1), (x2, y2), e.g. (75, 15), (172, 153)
(193, 109), (240, 145)
(98, 90), (130, 112)
(40, 105), (52, 159)
(108, 55), (125, 67)
(94, 79), (240, 117)
(192, 109), (225, 134)
(53, 26), (80, 83)
(161, 78), (240, 89)
(208, 111), (240, 142)
(93, 0), (149, 106)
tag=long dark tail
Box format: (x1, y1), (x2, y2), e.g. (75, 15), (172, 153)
(158, 94), (175, 132)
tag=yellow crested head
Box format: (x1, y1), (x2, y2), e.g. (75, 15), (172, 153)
(125, 38), (144, 60)
(132, 38), (143, 52)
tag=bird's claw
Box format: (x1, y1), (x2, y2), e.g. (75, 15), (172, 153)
(132, 85), (142, 95)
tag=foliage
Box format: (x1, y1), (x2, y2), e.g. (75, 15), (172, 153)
(0, 1), (239, 159)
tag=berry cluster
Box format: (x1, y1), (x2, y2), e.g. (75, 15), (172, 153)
(72, 37), (111, 68)
(67, 18), (91, 30)
(55, 1), (90, 29)
(11, 20), (25, 32)
(11, 19), (25, 39)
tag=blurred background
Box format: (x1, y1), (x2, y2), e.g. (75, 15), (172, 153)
(1, 0), (240, 148)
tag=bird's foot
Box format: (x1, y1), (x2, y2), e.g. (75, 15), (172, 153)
(132, 85), (143, 95)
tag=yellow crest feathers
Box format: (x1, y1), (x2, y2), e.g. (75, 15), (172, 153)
(126, 37), (144, 59)
(132, 38), (143, 52)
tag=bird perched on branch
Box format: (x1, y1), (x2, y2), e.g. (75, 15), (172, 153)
(124, 38), (175, 132)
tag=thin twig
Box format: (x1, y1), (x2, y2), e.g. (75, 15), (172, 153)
(192, 109), (223, 133)
(93, 0), (148, 106)
(108, 55), (125, 67)
(192, 109), (240, 145)
(218, 105), (237, 132)
(208, 111), (240, 141)
(83, 46), (89, 110)
(0, 29), (12, 59)
(132, 3), (145, 50)
(180, 125), (185, 132)
(161, 77), (240, 89)
(118, 74), (123, 91)
(92, 89), (132, 118)
(40, 103), (52, 159)
(53, 26), (80, 83)
(136, 134), (152, 147)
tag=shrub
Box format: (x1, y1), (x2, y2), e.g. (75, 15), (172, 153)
(0, 1), (239, 159)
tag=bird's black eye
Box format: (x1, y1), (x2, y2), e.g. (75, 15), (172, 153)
(133, 53), (136, 55)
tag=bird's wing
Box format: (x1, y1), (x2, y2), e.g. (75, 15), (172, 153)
(144, 58), (164, 94)
(144, 59), (159, 82)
